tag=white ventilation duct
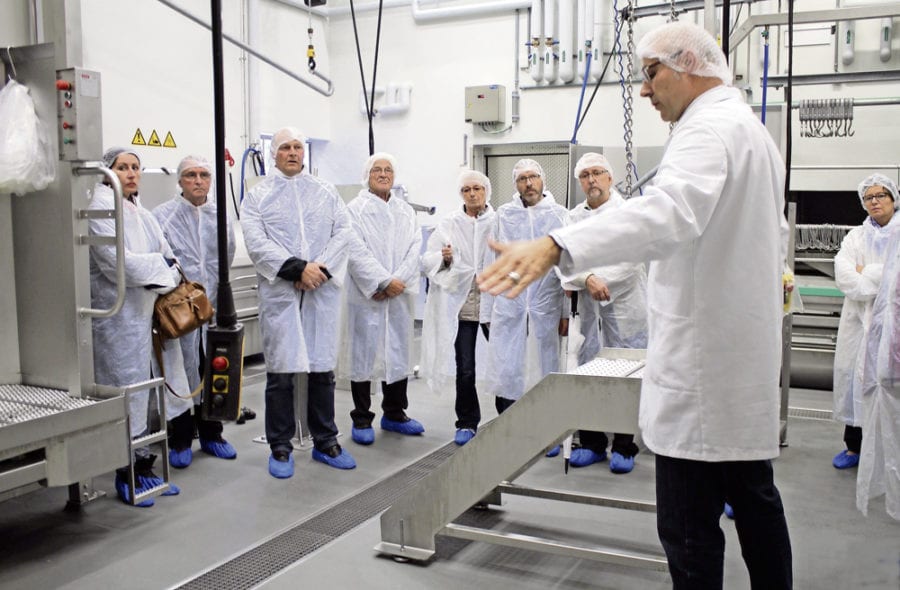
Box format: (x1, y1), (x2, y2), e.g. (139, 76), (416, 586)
(530, 0), (544, 83)
(558, 0), (576, 83)
(543, 0), (559, 83)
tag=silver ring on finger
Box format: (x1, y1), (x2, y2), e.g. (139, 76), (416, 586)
(507, 270), (522, 285)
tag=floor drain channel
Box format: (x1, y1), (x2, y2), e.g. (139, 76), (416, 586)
(174, 443), (457, 590)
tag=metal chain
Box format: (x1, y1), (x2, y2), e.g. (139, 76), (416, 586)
(622, 0), (636, 197)
(669, 0), (678, 22)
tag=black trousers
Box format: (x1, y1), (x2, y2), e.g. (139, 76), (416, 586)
(350, 378), (409, 428)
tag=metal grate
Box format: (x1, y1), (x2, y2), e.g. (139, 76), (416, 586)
(571, 358), (645, 378)
(174, 443), (458, 590)
(0, 384), (96, 426)
(787, 406), (833, 421)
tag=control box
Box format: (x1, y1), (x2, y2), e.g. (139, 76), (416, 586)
(56, 68), (102, 161)
(201, 323), (245, 422)
(465, 85), (506, 124)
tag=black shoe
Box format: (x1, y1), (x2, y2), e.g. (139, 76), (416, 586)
(272, 449), (291, 462)
(236, 406), (257, 425)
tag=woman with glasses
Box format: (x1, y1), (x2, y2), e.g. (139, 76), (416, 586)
(832, 173), (898, 470)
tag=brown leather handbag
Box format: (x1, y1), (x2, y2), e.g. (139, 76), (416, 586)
(153, 265), (214, 340)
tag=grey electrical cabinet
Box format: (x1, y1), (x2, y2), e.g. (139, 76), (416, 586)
(465, 85), (506, 124)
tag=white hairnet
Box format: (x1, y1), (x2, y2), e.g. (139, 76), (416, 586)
(102, 147), (140, 169)
(361, 152), (399, 187)
(512, 158), (544, 183)
(637, 21), (732, 86)
(177, 155), (213, 177)
(858, 173), (899, 211)
(457, 169), (492, 201)
(270, 127), (307, 157)
(573, 152), (614, 180)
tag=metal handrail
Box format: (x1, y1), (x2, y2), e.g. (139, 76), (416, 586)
(76, 163), (126, 318)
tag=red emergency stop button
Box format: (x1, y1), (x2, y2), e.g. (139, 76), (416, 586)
(56, 80), (72, 91)
(212, 356), (229, 371)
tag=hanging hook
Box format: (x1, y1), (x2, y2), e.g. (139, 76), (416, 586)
(5, 47), (17, 81)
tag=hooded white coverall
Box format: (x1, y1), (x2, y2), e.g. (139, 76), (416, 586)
(241, 168), (351, 374)
(89, 183), (190, 434)
(153, 194), (236, 391)
(833, 218), (894, 427)
(340, 189), (421, 385)
(420, 205), (496, 393)
(859, 226), (900, 520)
(486, 192), (568, 401)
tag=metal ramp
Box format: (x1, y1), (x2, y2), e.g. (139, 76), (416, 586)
(376, 348), (667, 571)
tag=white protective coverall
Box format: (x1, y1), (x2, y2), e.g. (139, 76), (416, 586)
(486, 192), (569, 401)
(859, 226), (900, 520)
(564, 190), (649, 365)
(419, 205), (496, 393)
(340, 189), (421, 384)
(833, 218), (894, 426)
(551, 85), (788, 461)
(240, 168), (351, 373)
(89, 183), (192, 432)
(153, 194), (236, 391)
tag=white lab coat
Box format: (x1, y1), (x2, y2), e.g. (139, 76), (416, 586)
(241, 169), (351, 373)
(833, 218), (893, 426)
(88, 183), (191, 433)
(563, 191), (649, 365)
(339, 189), (421, 384)
(858, 225), (900, 520)
(419, 205), (496, 393)
(154, 194), (236, 391)
(552, 86), (788, 461)
(486, 192), (569, 401)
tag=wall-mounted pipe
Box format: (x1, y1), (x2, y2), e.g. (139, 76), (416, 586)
(558, 0), (576, 82)
(359, 83), (413, 116)
(880, 17), (893, 63)
(156, 0), (333, 97)
(840, 19), (855, 66)
(543, 0), (559, 83)
(530, 0), (544, 83)
(591, 0), (605, 80)
(412, 0), (533, 22)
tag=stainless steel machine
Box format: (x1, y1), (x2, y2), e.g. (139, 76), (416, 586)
(0, 39), (163, 507)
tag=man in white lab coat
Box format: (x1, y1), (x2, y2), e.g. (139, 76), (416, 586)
(154, 155), (238, 469)
(242, 127), (356, 478)
(484, 159), (569, 414)
(563, 152), (647, 474)
(340, 152), (424, 445)
(479, 22), (792, 589)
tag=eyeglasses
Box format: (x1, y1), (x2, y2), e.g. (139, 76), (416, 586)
(862, 192), (892, 203)
(461, 186), (485, 194)
(578, 169), (609, 181)
(516, 174), (541, 184)
(641, 60), (662, 83)
(182, 171), (212, 180)
(370, 166), (394, 176)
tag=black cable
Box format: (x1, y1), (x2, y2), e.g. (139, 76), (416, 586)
(349, 0), (373, 127)
(722, 0), (731, 60)
(228, 171), (240, 219)
(576, 35), (619, 132)
(367, 0), (385, 156)
(784, 0), (795, 203)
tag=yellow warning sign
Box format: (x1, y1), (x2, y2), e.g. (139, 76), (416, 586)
(163, 131), (177, 148)
(148, 129), (162, 147)
(131, 128), (146, 146)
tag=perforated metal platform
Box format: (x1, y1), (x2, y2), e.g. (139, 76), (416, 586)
(570, 357), (645, 378)
(0, 384), (96, 426)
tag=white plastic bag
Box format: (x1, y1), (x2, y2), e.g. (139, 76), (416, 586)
(0, 80), (56, 194)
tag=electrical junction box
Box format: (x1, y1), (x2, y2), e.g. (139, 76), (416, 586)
(465, 85), (506, 124)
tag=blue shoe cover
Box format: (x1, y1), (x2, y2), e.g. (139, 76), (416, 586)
(832, 450), (860, 469)
(545, 445), (561, 458)
(169, 447), (193, 469)
(609, 452), (635, 474)
(724, 502), (735, 520)
(570, 448), (607, 467)
(351, 426), (375, 445)
(454, 428), (476, 446)
(140, 474), (180, 496)
(268, 453), (294, 479)
(312, 447), (357, 470)
(115, 474), (154, 507)
(381, 416), (425, 435)
(200, 438), (237, 459)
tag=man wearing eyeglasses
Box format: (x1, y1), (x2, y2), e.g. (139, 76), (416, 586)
(484, 158), (569, 416)
(341, 152), (425, 447)
(154, 155), (237, 469)
(832, 174), (898, 473)
(561, 152), (648, 475)
(479, 22), (792, 588)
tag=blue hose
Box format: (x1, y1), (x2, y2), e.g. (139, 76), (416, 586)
(239, 147), (263, 205)
(570, 50), (593, 144)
